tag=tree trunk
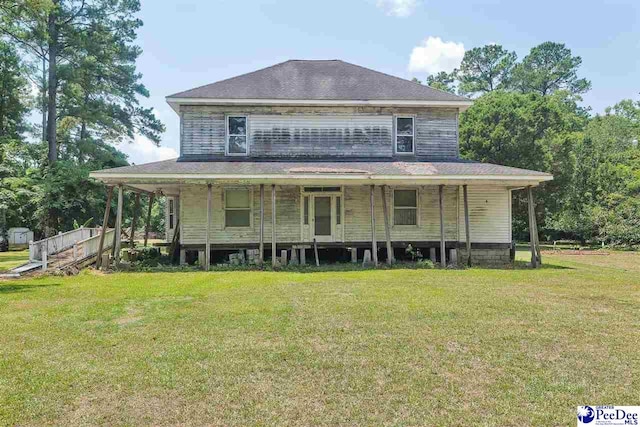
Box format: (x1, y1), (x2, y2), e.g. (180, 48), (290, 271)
(79, 120), (87, 163)
(42, 56), (47, 144)
(46, 2), (59, 165)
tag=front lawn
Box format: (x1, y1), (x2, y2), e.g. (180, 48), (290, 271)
(0, 248), (29, 272)
(0, 251), (638, 425)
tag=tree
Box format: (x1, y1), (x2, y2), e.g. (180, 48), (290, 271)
(412, 73), (456, 93)
(0, 0), (163, 164)
(551, 100), (640, 244)
(459, 90), (587, 239)
(512, 42), (591, 96)
(457, 44), (517, 96)
(426, 71), (456, 93)
(0, 40), (29, 140)
(0, 205), (7, 251)
(0, 39), (32, 249)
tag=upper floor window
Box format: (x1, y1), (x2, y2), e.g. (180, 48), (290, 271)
(395, 116), (414, 154)
(226, 116), (248, 155)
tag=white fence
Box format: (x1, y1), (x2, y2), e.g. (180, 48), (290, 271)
(29, 228), (103, 263)
(72, 229), (115, 262)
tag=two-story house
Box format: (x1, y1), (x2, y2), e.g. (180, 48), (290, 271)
(90, 60), (552, 268)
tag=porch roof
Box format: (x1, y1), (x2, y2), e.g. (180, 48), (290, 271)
(90, 159), (552, 189)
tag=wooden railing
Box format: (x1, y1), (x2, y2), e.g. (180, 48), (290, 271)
(29, 228), (102, 263)
(71, 229), (115, 263)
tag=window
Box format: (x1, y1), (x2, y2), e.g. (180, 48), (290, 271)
(395, 116), (414, 154)
(303, 187), (342, 193)
(303, 196), (309, 225)
(336, 197), (341, 225)
(226, 116), (248, 155)
(393, 189), (418, 226)
(224, 188), (251, 227)
(168, 199), (174, 230)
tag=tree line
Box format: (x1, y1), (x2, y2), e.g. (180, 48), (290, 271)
(414, 42), (640, 246)
(0, 0), (166, 249)
(0, 5), (638, 249)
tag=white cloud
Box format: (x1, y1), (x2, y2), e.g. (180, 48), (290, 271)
(376, 0), (418, 17)
(408, 36), (465, 74)
(118, 134), (178, 165)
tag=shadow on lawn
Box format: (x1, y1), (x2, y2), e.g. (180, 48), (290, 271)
(0, 283), (61, 294)
(513, 261), (571, 270)
(0, 254), (31, 262)
(118, 260), (572, 274)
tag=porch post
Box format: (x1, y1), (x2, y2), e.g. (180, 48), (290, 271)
(380, 185), (393, 264)
(438, 185), (446, 268)
(113, 185), (124, 266)
(130, 193), (140, 248)
(527, 186), (538, 268)
(259, 184), (265, 264)
(95, 185), (113, 269)
(533, 203), (542, 265)
(369, 184), (378, 266)
(143, 193), (155, 247)
(271, 184), (277, 267)
(463, 184), (471, 267)
(206, 183), (212, 270)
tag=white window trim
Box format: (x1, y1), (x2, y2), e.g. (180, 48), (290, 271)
(168, 198), (175, 230)
(301, 186), (344, 195)
(392, 187), (420, 227)
(225, 115), (249, 156)
(394, 115), (415, 155)
(223, 187), (253, 229)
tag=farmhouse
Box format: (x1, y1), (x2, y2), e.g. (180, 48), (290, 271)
(90, 60), (552, 268)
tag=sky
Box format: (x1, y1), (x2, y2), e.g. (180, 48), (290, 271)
(120, 0), (640, 164)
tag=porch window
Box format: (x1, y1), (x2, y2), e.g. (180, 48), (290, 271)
(224, 188), (251, 227)
(168, 199), (174, 230)
(393, 189), (418, 226)
(395, 116), (414, 154)
(336, 196), (341, 225)
(226, 116), (248, 155)
(303, 187), (341, 193)
(303, 196), (309, 225)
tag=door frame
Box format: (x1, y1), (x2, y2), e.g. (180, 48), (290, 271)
(300, 187), (344, 242)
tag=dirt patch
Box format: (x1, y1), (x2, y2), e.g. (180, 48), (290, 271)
(114, 305), (143, 326)
(542, 250), (610, 256)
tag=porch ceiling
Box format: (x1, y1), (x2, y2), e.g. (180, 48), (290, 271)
(90, 159), (552, 190)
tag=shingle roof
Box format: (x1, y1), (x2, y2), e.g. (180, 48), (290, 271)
(92, 159), (552, 179)
(167, 60), (470, 102)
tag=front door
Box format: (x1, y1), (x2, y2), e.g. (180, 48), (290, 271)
(313, 196), (333, 241)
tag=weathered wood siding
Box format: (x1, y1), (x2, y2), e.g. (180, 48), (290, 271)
(179, 105), (458, 160)
(458, 185), (511, 244)
(178, 184), (511, 245)
(415, 110), (458, 158)
(180, 185), (300, 244)
(250, 115), (392, 157)
(181, 110), (226, 156)
(344, 186), (459, 242)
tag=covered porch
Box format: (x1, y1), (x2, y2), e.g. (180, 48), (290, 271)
(90, 159), (552, 269)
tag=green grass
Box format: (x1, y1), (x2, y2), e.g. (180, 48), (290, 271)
(0, 248), (29, 272)
(0, 251), (638, 425)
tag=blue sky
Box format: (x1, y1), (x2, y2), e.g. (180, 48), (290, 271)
(122, 0), (640, 163)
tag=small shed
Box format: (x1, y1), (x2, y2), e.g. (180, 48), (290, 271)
(8, 227), (34, 245)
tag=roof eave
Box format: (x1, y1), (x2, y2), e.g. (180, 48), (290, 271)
(166, 97), (474, 113)
(90, 171), (552, 187)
